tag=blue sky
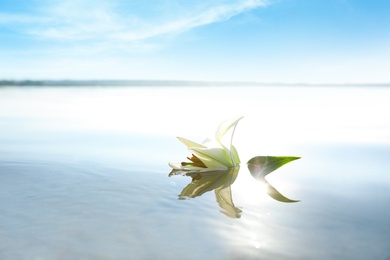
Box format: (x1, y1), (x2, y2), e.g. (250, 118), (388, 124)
(0, 0), (389, 83)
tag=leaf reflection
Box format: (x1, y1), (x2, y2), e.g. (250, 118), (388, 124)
(169, 167), (242, 218)
(247, 156), (300, 203)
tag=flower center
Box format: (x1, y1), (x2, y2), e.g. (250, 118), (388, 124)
(181, 154), (207, 168)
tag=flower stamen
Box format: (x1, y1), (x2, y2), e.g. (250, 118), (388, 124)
(181, 154), (207, 168)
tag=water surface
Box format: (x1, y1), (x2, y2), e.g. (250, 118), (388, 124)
(0, 85), (389, 259)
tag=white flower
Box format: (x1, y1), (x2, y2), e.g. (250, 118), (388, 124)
(169, 116), (243, 172)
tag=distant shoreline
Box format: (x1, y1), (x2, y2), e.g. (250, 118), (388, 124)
(0, 80), (389, 87)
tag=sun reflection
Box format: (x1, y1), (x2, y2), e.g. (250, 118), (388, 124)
(232, 172), (269, 206)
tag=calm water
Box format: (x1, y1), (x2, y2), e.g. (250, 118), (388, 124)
(0, 85), (389, 259)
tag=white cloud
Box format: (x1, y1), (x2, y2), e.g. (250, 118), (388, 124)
(113, 0), (267, 41)
(1, 0), (268, 42)
(0, 0), (271, 80)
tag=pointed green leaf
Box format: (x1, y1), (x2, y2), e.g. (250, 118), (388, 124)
(263, 179), (300, 203)
(247, 156), (300, 179)
(247, 156), (301, 203)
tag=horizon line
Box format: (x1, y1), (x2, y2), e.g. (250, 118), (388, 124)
(1, 79), (389, 87)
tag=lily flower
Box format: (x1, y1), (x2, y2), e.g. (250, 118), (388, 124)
(169, 116), (243, 173)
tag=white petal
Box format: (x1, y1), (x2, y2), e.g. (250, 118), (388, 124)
(177, 137), (206, 148)
(168, 162), (208, 171)
(215, 116), (243, 148)
(168, 162), (184, 169)
(230, 145), (240, 164)
(189, 147), (233, 168)
(214, 116), (243, 166)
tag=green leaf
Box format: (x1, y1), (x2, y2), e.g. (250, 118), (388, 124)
(263, 179), (300, 203)
(247, 156), (301, 179)
(247, 156), (301, 203)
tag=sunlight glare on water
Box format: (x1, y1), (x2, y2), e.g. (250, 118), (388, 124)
(1, 86), (388, 146)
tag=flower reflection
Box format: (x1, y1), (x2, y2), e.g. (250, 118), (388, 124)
(169, 167), (242, 218)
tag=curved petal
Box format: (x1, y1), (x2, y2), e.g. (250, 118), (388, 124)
(190, 147), (232, 168)
(177, 137), (206, 149)
(230, 145), (240, 164)
(215, 116), (243, 166)
(168, 162), (183, 169)
(215, 116), (243, 147)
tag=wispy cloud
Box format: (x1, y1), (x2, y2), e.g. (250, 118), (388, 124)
(0, 0), (268, 43)
(113, 0), (268, 41)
